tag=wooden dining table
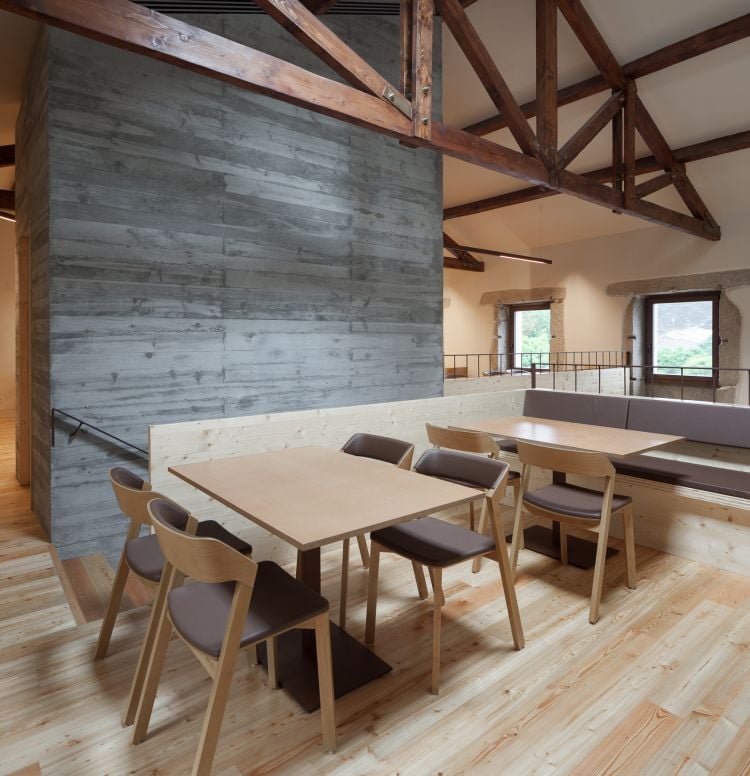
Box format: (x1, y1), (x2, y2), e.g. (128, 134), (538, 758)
(169, 445), (482, 712)
(455, 415), (683, 569)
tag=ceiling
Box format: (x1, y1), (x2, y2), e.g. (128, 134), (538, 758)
(0, 0), (747, 247)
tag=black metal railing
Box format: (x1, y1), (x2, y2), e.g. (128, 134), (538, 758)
(50, 409), (148, 459)
(444, 350), (629, 379)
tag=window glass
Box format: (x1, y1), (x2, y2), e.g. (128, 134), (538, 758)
(513, 307), (551, 369)
(651, 299), (714, 377)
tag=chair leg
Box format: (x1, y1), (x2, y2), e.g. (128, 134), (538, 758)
(471, 500), (488, 573)
(314, 614), (337, 753)
(94, 550), (131, 659)
(560, 523), (569, 565)
(339, 538), (350, 628)
(131, 605), (174, 745)
(589, 524), (612, 625)
(122, 570), (172, 726)
(469, 501), (475, 531)
(511, 479), (524, 550)
(266, 637), (279, 689)
(193, 647), (242, 776)
(431, 567), (443, 695)
(246, 644), (259, 667)
(623, 506), (637, 590)
(364, 543), (381, 646)
(412, 560), (428, 600)
(356, 534), (370, 568)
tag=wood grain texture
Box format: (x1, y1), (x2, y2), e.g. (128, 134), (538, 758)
(18, 16), (444, 561)
(1, 418), (750, 774)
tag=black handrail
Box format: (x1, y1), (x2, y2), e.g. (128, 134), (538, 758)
(50, 409), (148, 459)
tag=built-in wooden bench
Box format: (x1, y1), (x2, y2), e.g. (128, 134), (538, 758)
(497, 389), (750, 575)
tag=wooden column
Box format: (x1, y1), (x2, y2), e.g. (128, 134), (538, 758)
(412, 0), (433, 139)
(16, 231), (31, 486)
(623, 80), (636, 208)
(536, 0), (558, 170)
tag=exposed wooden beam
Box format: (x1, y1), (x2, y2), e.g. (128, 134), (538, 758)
(556, 90), (621, 171)
(611, 94), (623, 192)
(634, 97), (718, 229)
(623, 80), (636, 208)
(464, 12), (750, 137)
(436, 0), (540, 158)
(253, 0), (411, 118)
(536, 0), (558, 168)
(443, 232), (484, 271)
(635, 171), (674, 198)
(556, 0), (625, 89)
(0, 145), (14, 167)
(412, 0), (434, 139)
(0, 190), (15, 211)
(444, 130), (750, 219)
(400, 0), (414, 99)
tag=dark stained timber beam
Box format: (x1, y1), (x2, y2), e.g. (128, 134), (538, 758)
(444, 130), (750, 219)
(0, 190), (15, 210)
(436, 0), (540, 158)
(556, 91), (621, 171)
(465, 12), (750, 137)
(253, 0), (412, 118)
(400, 0), (414, 99)
(443, 232), (484, 271)
(0, 145), (14, 167)
(556, 0), (625, 89)
(635, 171), (673, 198)
(536, 0), (558, 168)
(303, 0), (339, 12)
(412, 0), (434, 139)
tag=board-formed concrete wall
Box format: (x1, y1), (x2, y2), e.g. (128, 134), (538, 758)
(19, 15), (444, 559)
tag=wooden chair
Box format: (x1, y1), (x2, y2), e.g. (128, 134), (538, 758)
(364, 449), (524, 694)
(425, 423), (522, 571)
(509, 441), (637, 624)
(131, 499), (336, 775)
(335, 433), (415, 627)
(95, 468), (252, 661)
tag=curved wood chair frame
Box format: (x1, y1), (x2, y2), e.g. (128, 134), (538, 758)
(509, 441), (637, 624)
(365, 458), (524, 695)
(132, 504), (336, 775)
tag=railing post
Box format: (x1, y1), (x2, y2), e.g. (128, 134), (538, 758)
(530, 362), (537, 389)
(598, 365), (602, 393)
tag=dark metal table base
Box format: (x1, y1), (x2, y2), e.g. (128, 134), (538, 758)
(257, 621), (392, 713)
(507, 524), (617, 570)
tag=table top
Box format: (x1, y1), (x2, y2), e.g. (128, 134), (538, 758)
(169, 446), (482, 551)
(456, 416), (683, 459)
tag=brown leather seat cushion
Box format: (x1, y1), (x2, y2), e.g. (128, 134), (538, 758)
(167, 561), (329, 657)
(372, 516), (495, 567)
(341, 432), (413, 465)
(615, 455), (750, 499)
(496, 439), (518, 454)
(523, 389), (630, 428)
(524, 483), (631, 520)
(415, 448), (509, 492)
(126, 520), (252, 582)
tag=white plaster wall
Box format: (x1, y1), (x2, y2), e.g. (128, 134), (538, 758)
(0, 219), (15, 418)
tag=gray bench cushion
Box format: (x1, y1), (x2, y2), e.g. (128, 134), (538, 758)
(523, 390), (629, 428)
(615, 455), (750, 499)
(626, 397), (750, 449)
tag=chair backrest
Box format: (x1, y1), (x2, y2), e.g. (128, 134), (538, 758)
(110, 467), (155, 527)
(516, 440), (615, 479)
(425, 423), (499, 457)
(414, 448), (509, 494)
(341, 432), (414, 469)
(149, 499), (257, 588)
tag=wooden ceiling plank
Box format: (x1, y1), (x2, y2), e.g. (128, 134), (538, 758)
(436, 0), (541, 158)
(444, 129), (750, 219)
(634, 96), (718, 226)
(0, 145), (15, 167)
(557, 0), (626, 89)
(536, 0), (558, 168)
(556, 90), (621, 171)
(464, 12), (750, 137)
(253, 0), (412, 118)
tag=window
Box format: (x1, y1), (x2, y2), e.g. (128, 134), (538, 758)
(645, 292), (719, 381)
(508, 302), (551, 370)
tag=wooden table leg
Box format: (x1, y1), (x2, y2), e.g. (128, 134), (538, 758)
(257, 545), (391, 713)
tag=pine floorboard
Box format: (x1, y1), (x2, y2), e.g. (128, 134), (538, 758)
(0, 417), (748, 775)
